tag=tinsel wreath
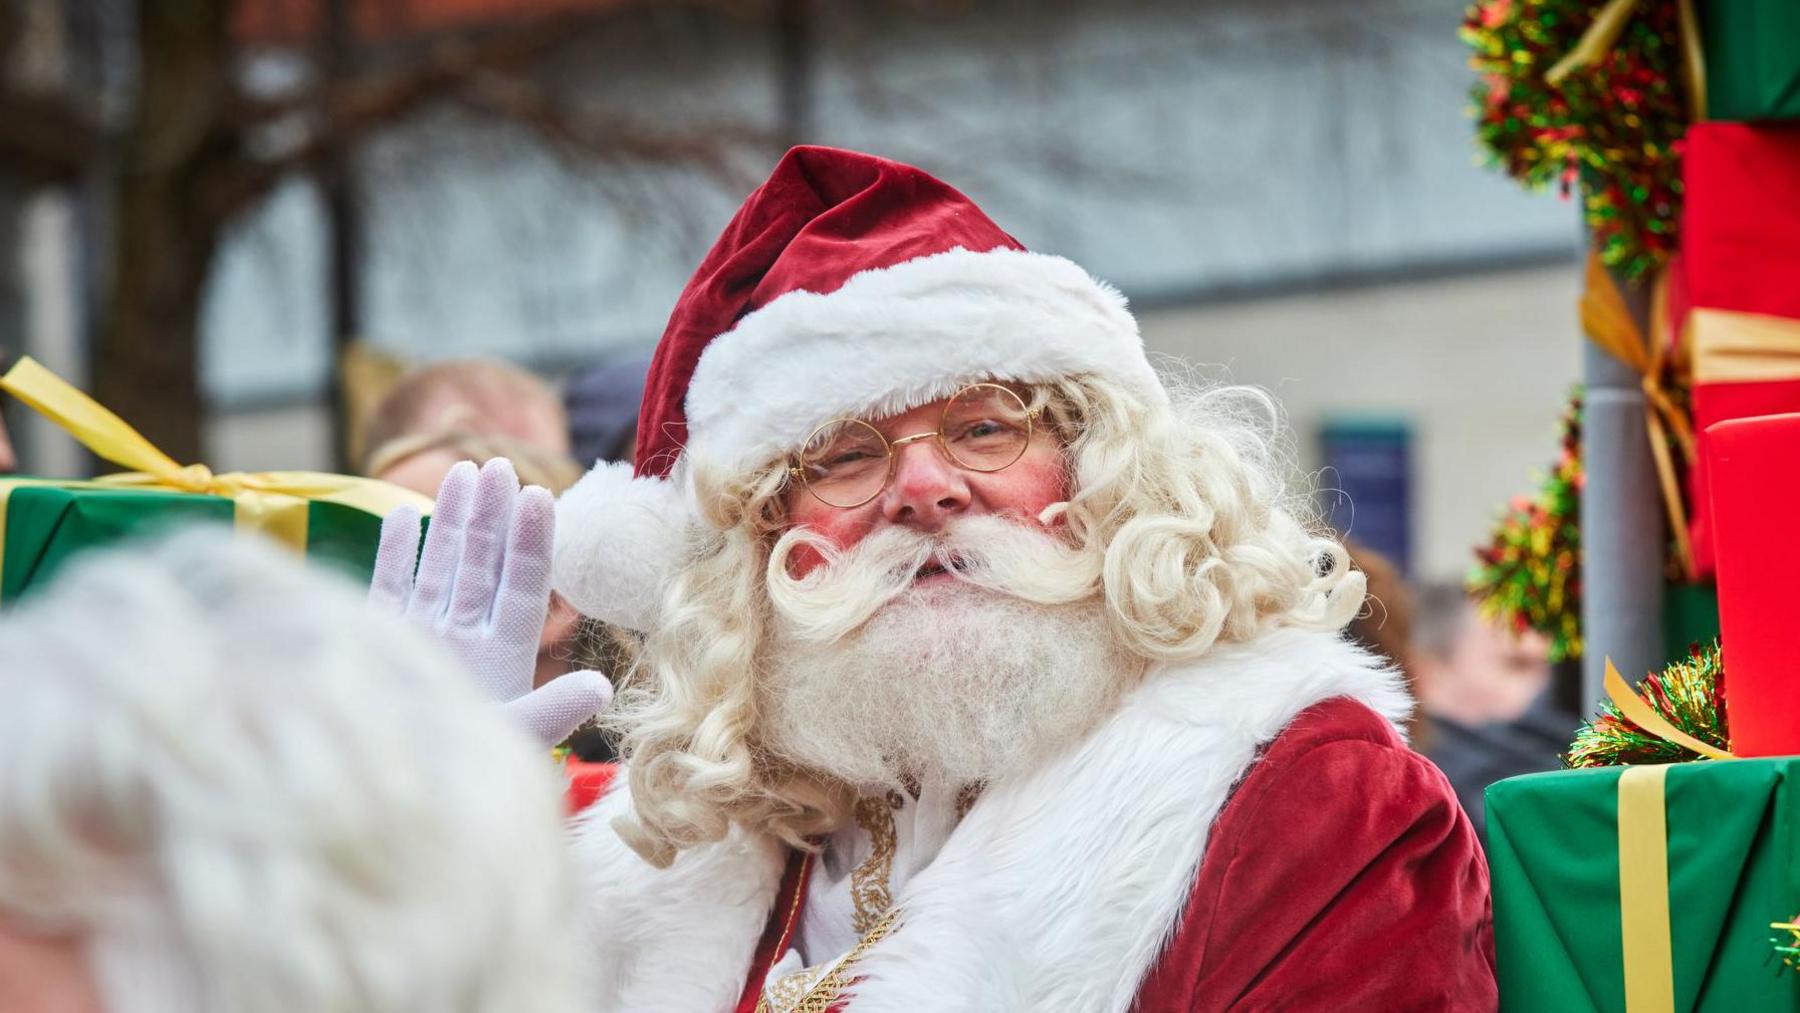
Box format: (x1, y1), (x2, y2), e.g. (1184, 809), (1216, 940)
(1566, 640), (1728, 767)
(1462, 0), (1693, 278)
(1469, 389), (1583, 662)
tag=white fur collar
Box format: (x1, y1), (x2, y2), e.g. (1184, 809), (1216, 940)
(568, 793), (787, 1012)
(570, 628), (1409, 1012)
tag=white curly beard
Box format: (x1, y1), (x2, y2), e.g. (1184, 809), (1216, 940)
(757, 518), (1142, 792)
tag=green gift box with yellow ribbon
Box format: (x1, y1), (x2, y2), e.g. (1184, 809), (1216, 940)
(1487, 759), (1800, 1012)
(0, 357), (431, 603)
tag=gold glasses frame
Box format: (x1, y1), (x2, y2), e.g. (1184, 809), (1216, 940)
(787, 382), (1042, 509)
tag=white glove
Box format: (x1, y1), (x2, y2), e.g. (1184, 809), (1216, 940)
(369, 458), (613, 747)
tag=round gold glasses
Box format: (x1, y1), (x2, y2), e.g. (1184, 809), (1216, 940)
(788, 383), (1041, 509)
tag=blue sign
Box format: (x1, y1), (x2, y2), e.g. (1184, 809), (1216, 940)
(1318, 419), (1413, 577)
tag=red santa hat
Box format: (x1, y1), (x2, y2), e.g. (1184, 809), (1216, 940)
(552, 146), (1163, 630)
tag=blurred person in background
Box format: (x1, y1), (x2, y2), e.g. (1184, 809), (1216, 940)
(1341, 541), (1423, 744)
(0, 531), (581, 1013)
(362, 358), (586, 694)
(1413, 582), (1578, 838)
(362, 357), (583, 496)
(564, 351), (652, 469)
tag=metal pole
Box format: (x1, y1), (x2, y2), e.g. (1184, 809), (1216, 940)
(321, 0), (360, 473)
(1579, 289), (1665, 711)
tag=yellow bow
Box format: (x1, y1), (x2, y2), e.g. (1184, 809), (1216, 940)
(1580, 256), (1699, 580)
(0, 356), (431, 559)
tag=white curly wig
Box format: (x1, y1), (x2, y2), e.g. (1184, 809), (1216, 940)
(0, 530), (581, 1013)
(606, 371), (1366, 867)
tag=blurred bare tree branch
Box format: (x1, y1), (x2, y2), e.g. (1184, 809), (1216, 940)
(0, 0), (95, 184)
(453, 75), (769, 191)
(0, 89), (95, 184)
(0, 0), (1221, 466)
(0, 0), (768, 465)
(214, 11), (611, 220)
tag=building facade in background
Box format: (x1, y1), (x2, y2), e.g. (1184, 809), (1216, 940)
(11, 0), (1584, 581)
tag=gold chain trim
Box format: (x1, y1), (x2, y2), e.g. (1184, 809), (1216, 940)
(756, 783), (980, 1012)
(760, 965), (820, 1011)
(849, 794), (898, 935)
(755, 909), (901, 1013)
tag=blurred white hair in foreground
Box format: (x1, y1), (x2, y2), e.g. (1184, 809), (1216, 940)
(0, 529), (581, 1013)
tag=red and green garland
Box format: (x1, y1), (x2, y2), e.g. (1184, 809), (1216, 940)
(1469, 389), (1584, 662)
(1566, 640), (1728, 767)
(1462, 0), (1695, 278)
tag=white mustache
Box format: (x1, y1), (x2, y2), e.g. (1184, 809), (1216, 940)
(766, 514), (1100, 644)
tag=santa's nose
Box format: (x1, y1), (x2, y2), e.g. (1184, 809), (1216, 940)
(880, 438), (970, 533)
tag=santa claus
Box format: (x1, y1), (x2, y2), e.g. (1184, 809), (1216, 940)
(375, 146), (1496, 1011)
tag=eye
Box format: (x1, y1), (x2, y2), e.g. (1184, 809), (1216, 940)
(953, 418), (1017, 442)
(824, 448), (879, 468)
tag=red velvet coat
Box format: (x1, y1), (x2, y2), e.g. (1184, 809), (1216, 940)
(1134, 697), (1496, 1010)
(721, 698), (1496, 1011)
(568, 630), (1497, 1012)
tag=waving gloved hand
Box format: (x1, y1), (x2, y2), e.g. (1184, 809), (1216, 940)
(369, 458), (613, 746)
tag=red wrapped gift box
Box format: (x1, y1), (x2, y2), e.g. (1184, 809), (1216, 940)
(1682, 122), (1800, 577)
(1706, 413), (1800, 757)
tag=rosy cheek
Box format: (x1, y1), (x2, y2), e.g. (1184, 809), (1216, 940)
(782, 493), (876, 578)
(787, 545), (827, 578)
(975, 448), (1069, 526)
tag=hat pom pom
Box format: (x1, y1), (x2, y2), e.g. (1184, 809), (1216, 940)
(552, 461), (695, 632)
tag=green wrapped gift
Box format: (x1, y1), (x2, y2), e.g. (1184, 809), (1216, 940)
(0, 482), (418, 602)
(1487, 759), (1800, 1012)
(1703, 0), (1800, 122)
(0, 357), (431, 604)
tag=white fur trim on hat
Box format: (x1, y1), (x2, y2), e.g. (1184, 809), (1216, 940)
(552, 461), (695, 631)
(685, 246), (1164, 478)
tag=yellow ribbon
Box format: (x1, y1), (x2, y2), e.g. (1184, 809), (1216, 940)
(1689, 308), (1800, 385)
(1580, 255), (1699, 580)
(1618, 764), (1676, 1013)
(0, 357), (431, 590)
(1604, 656), (1735, 1012)
(1546, 0), (1707, 122)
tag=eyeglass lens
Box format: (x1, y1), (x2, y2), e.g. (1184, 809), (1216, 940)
(797, 418), (891, 506)
(796, 384), (1032, 508)
(941, 384), (1032, 472)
